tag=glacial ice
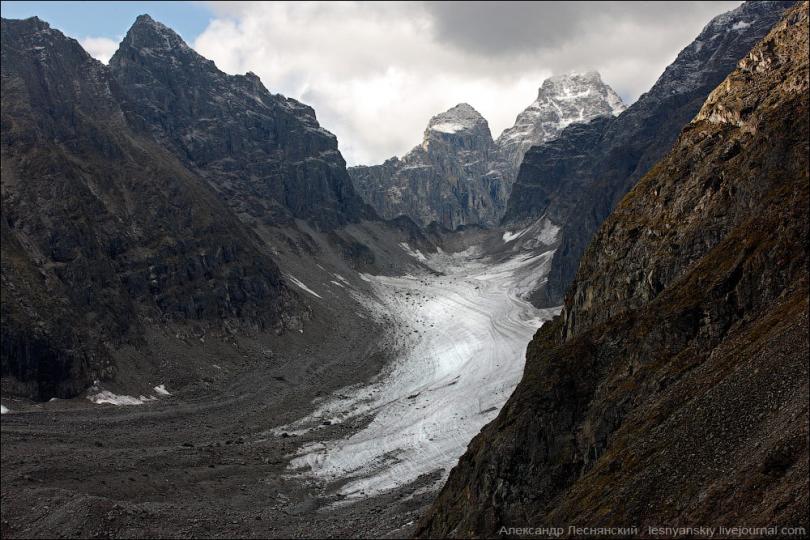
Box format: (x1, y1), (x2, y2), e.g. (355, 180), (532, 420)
(280, 239), (561, 500)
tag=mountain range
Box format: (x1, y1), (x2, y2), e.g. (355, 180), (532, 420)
(349, 72), (625, 229)
(1, 1), (807, 538)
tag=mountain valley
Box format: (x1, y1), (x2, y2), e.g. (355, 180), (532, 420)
(1, 2), (807, 539)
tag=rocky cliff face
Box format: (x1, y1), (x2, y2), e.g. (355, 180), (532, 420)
(418, 2), (809, 536)
(503, 0), (795, 308)
(350, 104), (502, 229)
(350, 75), (623, 229)
(500, 116), (613, 228)
(109, 15), (372, 230)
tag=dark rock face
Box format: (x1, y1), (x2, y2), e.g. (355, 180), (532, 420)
(418, 3), (809, 536)
(1, 17), (299, 399)
(109, 15), (372, 230)
(504, 0), (795, 308)
(502, 117), (612, 229)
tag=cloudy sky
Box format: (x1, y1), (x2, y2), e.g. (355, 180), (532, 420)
(2, 1), (741, 165)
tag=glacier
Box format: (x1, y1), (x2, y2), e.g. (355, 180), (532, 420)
(278, 233), (561, 500)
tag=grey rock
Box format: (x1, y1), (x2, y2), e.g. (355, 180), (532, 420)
(2, 14), (380, 400)
(351, 103), (503, 229)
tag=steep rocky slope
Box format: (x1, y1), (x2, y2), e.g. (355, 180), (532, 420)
(350, 74), (623, 229)
(109, 15), (372, 230)
(503, 0), (794, 308)
(418, 2), (809, 536)
(2, 16), (373, 400)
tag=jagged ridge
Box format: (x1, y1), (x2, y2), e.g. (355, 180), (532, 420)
(1, 12), (376, 400)
(497, 71), (625, 171)
(109, 14), (373, 230)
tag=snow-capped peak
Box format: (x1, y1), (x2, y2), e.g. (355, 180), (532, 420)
(427, 103), (488, 135)
(419, 103), (494, 153)
(496, 71), (626, 169)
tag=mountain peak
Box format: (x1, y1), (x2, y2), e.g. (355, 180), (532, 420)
(1, 15), (57, 38)
(120, 13), (192, 54)
(543, 70), (601, 86)
(445, 102), (480, 115)
(351, 100), (498, 228)
(537, 70), (625, 115)
(1, 15), (101, 70)
(130, 13), (173, 35)
(427, 103), (488, 135)
(496, 70), (625, 170)
(134, 13), (156, 24)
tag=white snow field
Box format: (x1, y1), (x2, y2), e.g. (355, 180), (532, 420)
(281, 238), (560, 500)
(86, 390), (156, 406)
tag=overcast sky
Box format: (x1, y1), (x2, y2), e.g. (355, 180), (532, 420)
(2, 1), (742, 165)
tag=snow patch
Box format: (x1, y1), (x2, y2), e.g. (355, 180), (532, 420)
(397, 164), (431, 172)
(286, 275), (322, 298)
(503, 218), (559, 248)
(430, 122), (465, 134)
(154, 384), (171, 396)
(607, 91), (626, 116)
(502, 229), (528, 243)
(399, 242), (428, 262)
(1, 405), (9, 415)
(87, 390), (156, 406)
(533, 220), (560, 246)
(732, 20), (751, 31)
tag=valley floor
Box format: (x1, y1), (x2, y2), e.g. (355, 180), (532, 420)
(1, 225), (559, 538)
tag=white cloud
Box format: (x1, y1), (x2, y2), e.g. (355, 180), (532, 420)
(194, 1), (741, 165)
(79, 35), (119, 64)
